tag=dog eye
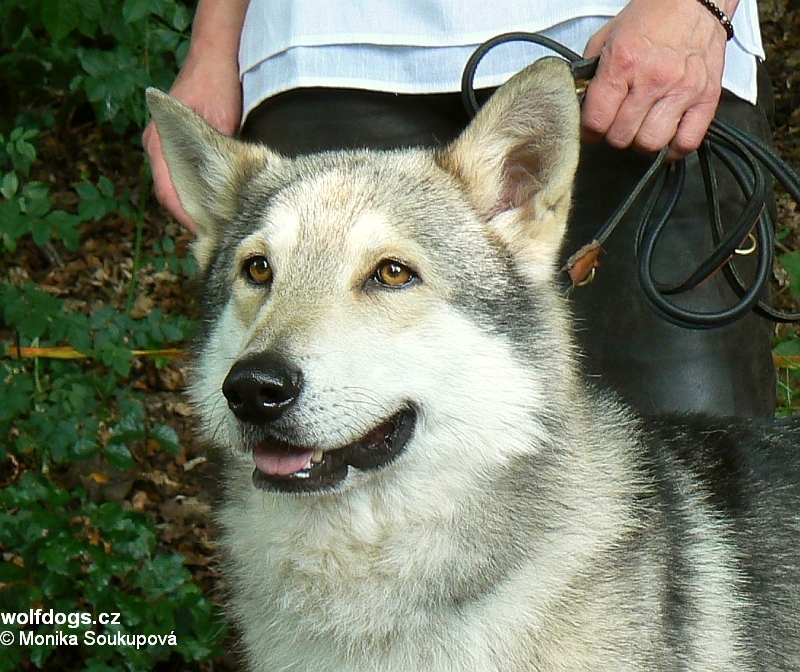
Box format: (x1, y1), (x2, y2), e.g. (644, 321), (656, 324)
(373, 260), (417, 288)
(244, 256), (273, 285)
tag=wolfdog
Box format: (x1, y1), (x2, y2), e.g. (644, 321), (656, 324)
(147, 57), (800, 671)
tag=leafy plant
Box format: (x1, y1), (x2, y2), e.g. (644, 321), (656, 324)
(0, 0), (226, 670)
(775, 248), (800, 415)
(0, 0), (193, 132)
(0, 475), (224, 672)
(0, 128), (82, 253)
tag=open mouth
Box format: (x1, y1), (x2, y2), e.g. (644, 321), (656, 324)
(250, 408), (416, 493)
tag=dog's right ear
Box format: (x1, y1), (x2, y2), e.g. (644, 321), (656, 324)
(145, 88), (283, 267)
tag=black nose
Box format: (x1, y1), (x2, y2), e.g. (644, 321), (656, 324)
(222, 354), (302, 424)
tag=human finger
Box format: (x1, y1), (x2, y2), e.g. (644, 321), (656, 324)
(667, 96), (720, 159)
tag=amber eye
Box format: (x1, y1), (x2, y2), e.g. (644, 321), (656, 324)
(373, 260), (416, 288)
(244, 256), (273, 285)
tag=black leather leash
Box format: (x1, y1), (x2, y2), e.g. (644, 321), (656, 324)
(461, 32), (800, 329)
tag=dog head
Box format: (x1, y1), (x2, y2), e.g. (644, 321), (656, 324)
(146, 58), (580, 497)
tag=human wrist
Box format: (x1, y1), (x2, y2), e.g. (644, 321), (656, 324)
(693, 0), (735, 40)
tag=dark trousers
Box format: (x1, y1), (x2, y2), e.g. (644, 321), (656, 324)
(241, 64), (777, 418)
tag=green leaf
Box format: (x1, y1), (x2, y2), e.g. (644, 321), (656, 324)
(30, 217), (53, 246)
(21, 182), (52, 218)
(780, 250), (800, 298)
(75, 0), (102, 37)
(1, 283), (60, 340)
(76, 181), (100, 200)
(71, 438), (99, 460)
(104, 442), (135, 470)
(0, 473), (54, 508)
(45, 209), (82, 250)
(0, 368), (34, 424)
(114, 591), (149, 627)
(110, 403), (147, 442)
(41, 0), (81, 42)
(48, 421), (81, 463)
(133, 553), (190, 599)
(109, 347), (133, 377)
(98, 174), (115, 197)
(28, 640), (57, 669)
(37, 543), (82, 576)
(0, 200), (29, 249)
(150, 423), (180, 454)
(77, 178), (117, 221)
(122, 0), (152, 23)
(1, 171), (19, 199)
(7, 129), (39, 174)
(166, 2), (191, 31)
(774, 337), (800, 357)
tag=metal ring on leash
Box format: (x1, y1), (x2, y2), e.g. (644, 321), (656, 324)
(735, 233), (758, 256)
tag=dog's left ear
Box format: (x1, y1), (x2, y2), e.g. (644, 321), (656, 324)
(439, 58), (580, 281)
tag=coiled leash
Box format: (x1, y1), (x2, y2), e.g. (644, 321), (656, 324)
(461, 32), (800, 329)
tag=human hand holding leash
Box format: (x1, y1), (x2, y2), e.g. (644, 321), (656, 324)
(582, 0), (738, 160)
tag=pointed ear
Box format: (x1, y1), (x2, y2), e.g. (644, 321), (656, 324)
(438, 58), (580, 281)
(145, 88), (284, 266)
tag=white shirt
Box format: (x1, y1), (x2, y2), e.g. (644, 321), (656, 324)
(239, 0), (765, 121)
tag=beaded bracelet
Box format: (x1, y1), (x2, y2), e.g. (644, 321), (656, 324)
(696, 0), (735, 41)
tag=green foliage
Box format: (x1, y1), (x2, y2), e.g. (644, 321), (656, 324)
(152, 232), (197, 276)
(775, 240), (800, 415)
(0, 475), (225, 672)
(0, 0), (225, 670)
(780, 249), (800, 299)
(0, 0), (193, 133)
(0, 274), (204, 668)
(0, 128), (83, 252)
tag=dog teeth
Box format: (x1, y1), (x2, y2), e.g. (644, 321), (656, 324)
(311, 449), (324, 464)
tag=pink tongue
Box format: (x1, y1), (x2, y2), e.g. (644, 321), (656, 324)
(253, 444), (315, 477)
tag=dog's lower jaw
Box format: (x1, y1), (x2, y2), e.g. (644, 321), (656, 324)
(250, 407), (417, 494)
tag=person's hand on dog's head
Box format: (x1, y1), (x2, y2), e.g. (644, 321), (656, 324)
(142, 22), (244, 234)
(143, 122), (197, 232)
(580, 0), (732, 162)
